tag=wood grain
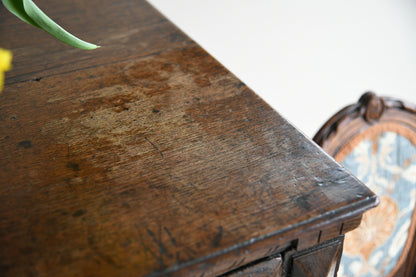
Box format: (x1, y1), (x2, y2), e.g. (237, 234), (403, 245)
(0, 0), (193, 84)
(1, 1), (377, 276)
(291, 237), (343, 277)
(224, 256), (282, 277)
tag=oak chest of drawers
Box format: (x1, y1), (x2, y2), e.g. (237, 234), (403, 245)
(0, 1), (377, 276)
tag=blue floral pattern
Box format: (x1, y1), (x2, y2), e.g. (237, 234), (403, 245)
(338, 132), (416, 277)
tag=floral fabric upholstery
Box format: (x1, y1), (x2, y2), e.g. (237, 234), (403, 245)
(338, 131), (416, 277)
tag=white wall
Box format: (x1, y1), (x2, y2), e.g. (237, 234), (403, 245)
(148, 0), (416, 137)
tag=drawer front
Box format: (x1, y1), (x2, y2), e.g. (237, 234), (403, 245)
(290, 236), (343, 277)
(225, 255), (282, 277)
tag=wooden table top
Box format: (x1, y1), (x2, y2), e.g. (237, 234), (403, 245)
(0, 1), (377, 276)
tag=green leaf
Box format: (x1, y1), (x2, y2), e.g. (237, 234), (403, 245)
(2, 0), (39, 26)
(2, 0), (100, 50)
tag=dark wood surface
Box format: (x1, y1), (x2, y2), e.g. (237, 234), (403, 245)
(1, 1), (377, 276)
(224, 256), (282, 277)
(290, 237), (343, 277)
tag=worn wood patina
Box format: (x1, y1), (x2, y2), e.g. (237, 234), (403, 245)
(0, 1), (377, 276)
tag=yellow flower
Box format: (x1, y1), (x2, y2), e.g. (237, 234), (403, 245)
(0, 48), (13, 93)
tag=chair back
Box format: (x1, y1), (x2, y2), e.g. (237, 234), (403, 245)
(314, 92), (416, 277)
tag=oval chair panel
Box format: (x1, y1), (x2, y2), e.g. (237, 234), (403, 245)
(314, 92), (416, 277)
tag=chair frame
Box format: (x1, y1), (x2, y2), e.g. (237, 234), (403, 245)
(313, 92), (416, 276)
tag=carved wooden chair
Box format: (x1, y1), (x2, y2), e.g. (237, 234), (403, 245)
(313, 92), (416, 277)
